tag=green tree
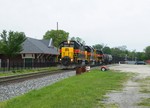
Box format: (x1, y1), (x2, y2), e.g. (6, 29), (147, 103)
(70, 37), (85, 45)
(92, 44), (104, 50)
(118, 45), (127, 51)
(103, 46), (111, 54)
(144, 46), (150, 59)
(43, 30), (69, 47)
(111, 47), (121, 57)
(0, 30), (26, 57)
(111, 46), (128, 62)
(0, 30), (26, 65)
(128, 50), (136, 61)
(136, 52), (146, 61)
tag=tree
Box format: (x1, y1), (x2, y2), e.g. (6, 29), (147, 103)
(70, 37), (85, 45)
(111, 47), (127, 62)
(144, 46), (150, 59)
(136, 52), (146, 61)
(92, 44), (104, 50)
(0, 30), (26, 63)
(103, 46), (111, 54)
(118, 45), (127, 51)
(43, 30), (69, 47)
(128, 50), (136, 61)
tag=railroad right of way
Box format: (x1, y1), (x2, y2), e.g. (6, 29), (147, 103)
(0, 70), (76, 102)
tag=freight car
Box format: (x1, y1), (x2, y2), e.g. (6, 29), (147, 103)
(102, 54), (113, 64)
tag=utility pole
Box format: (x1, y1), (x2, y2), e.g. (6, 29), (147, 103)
(56, 22), (59, 39)
(56, 22), (59, 62)
(57, 22), (58, 31)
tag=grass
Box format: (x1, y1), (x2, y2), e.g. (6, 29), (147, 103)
(0, 69), (130, 108)
(138, 77), (150, 93)
(137, 77), (150, 107)
(99, 103), (119, 108)
(138, 98), (150, 106)
(0, 67), (60, 77)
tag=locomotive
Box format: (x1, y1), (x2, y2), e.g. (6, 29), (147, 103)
(58, 40), (112, 68)
(58, 40), (85, 68)
(84, 46), (103, 65)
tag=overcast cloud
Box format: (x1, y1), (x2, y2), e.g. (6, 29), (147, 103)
(0, 0), (150, 52)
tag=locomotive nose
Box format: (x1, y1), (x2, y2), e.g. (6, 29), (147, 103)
(62, 56), (71, 66)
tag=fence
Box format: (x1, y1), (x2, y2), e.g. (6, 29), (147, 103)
(0, 61), (58, 72)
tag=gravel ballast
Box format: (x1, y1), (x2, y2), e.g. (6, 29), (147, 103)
(0, 71), (76, 102)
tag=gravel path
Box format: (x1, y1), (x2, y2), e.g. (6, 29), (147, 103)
(103, 64), (150, 108)
(0, 71), (76, 102)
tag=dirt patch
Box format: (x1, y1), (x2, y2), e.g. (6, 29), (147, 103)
(102, 64), (150, 108)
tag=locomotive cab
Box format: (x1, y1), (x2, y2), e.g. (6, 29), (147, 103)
(59, 40), (85, 68)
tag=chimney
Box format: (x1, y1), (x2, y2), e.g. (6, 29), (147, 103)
(48, 38), (53, 48)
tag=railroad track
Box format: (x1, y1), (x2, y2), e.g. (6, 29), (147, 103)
(0, 65), (100, 84)
(0, 69), (73, 84)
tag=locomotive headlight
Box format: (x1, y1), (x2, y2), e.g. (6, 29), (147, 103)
(67, 40), (70, 44)
(71, 59), (73, 62)
(60, 59), (61, 61)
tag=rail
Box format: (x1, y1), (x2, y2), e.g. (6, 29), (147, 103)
(0, 69), (73, 84)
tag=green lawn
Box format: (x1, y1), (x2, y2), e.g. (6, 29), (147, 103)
(0, 69), (130, 108)
(0, 67), (60, 77)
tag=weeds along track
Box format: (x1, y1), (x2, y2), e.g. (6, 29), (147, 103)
(0, 69), (73, 85)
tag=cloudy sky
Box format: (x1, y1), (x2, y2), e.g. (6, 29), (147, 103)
(0, 0), (150, 52)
